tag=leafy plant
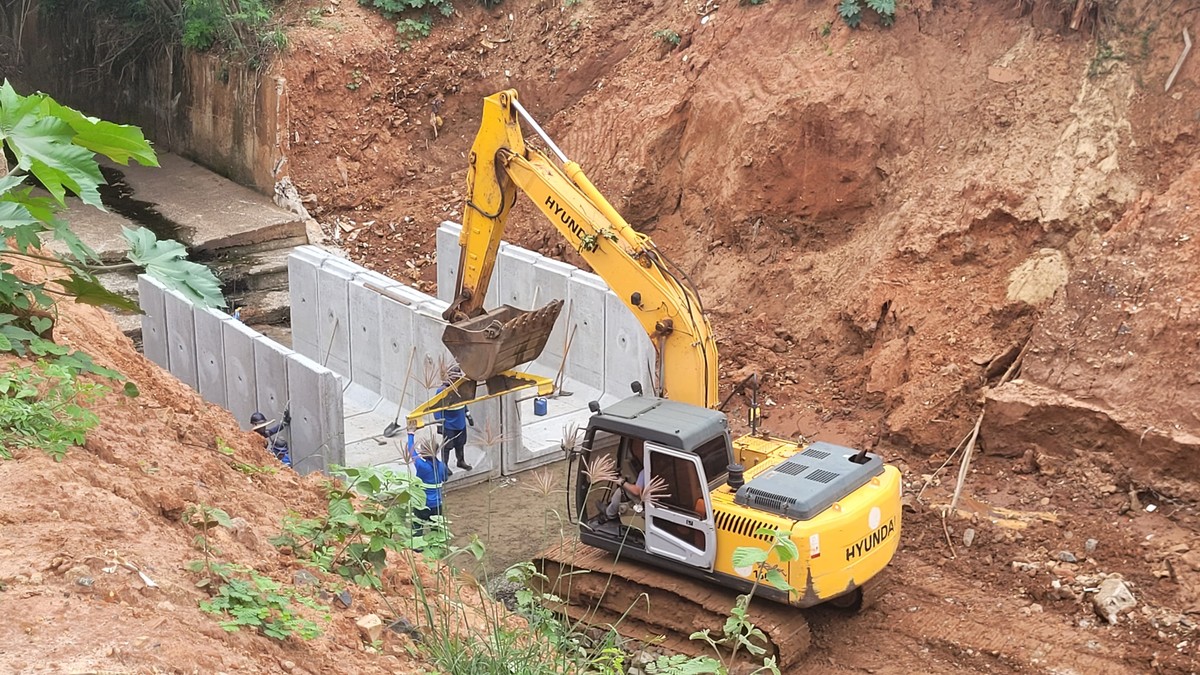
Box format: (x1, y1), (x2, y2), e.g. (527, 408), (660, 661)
(0, 361), (104, 461)
(271, 465), (436, 589)
(358, 0), (453, 47)
(838, 0), (895, 28)
(1088, 40), (1125, 78)
(184, 503), (234, 585)
(216, 437), (278, 475)
(653, 29), (682, 48)
(647, 527), (795, 674)
(181, 0), (287, 66)
(0, 80), (224, 382)
(199, 565), (324, 639)
(346, 69), (365, 91)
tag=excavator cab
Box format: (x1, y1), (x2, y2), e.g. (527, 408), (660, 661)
(576, 395), (730, 572)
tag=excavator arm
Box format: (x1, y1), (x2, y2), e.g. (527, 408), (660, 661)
(443, 90), (719, 409)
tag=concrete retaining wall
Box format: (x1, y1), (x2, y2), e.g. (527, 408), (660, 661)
(285, 221), (653, 482)
(138, 274), (343, 474)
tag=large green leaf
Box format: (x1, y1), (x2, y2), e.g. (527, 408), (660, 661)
(731, 545), (768, 570)
(57, 273), (142, 313)
(122, 226), (226, 308)
(0, 81), (105, 208)
(40, 98), (159, 168)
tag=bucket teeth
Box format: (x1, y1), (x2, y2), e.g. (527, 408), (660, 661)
(442, 299), (565, 381)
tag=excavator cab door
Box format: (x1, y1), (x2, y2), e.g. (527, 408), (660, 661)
(644, 442), (716, 571)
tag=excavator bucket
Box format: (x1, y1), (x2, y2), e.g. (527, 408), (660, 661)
(441, 300), (564, 382)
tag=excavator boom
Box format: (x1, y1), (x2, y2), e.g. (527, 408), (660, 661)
(443, 90), (719, 408)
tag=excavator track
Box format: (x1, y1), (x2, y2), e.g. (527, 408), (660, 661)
(534, 541), (811, 669)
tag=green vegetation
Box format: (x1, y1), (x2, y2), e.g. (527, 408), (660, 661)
(837, 0), (895, 28)
(0, 362), (104, 461)
(653, 29), (682, 48)
(39, 0), (286, 67)
(216, 437), (278, 475)
(357, 0), (453, 46)
(1088, 40), (1126, 78)
(181, 0), (287, 64)
(0, 80), (220, 393)
(185, 504), (326, 640)
(271, 464), (445, 588)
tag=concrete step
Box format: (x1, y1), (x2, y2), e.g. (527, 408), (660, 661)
(115, 289), (291, 345)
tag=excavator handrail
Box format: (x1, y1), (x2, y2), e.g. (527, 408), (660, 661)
(445, 90), (719, 409)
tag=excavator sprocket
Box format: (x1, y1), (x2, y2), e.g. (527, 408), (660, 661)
(534, 542), (811, 670)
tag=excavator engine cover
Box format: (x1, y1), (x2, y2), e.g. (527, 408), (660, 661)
(442, 300), (564, 381)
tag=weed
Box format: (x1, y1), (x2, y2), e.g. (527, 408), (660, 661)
(838, 0), (895, 28)
(564, 0), (583, 6)
(359, 0), (453, 47)
(0, 362), (104, 461)
(653, 29), (682, 48)
(216, 437), (278, 475)
(199, 566), (325, 639)
(1088, 40), (1125, 78)
(181, 0), (286, 66)
(271, 465), (441, 588)
(346, 69), (365, 91)
(819, 21), (833, 37)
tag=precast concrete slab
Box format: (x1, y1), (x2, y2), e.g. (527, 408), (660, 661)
(109, 153), (305, 253)
(222, 318), (261, 428)
(497, 246), (541, 310)
(412, 299), (456, 388)
(164, 289), (199, 389)
(286, 352), (344, 475)
(287, 246), (327, 359)
(565, 270), (608, 392)
(348, 278), (384, 395)
(531, 257), (575, 369)
(253, 336), (291, 422)
(436, 221), (461, 304)
(316, 257), (356, 379)
(194, 307), (229, 407)
(604, 291), (655, 397)
(379, 288), (423, 408)
(137, 275), (169, 368)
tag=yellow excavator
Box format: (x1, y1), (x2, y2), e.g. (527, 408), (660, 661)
(436, 90), (902, 666)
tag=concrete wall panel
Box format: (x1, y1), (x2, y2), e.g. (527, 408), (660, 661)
(348, 279), (383, 395)
(194, 307), (229, 407)
(565, 271), (608, 391)
(253, 335), (291, 422)
(531, 257), (574, 370)
(222, 318), (260, 427)
(412, 299), (455, 397)
(138, 275), (169, 368)
(436, 221), (461, 304)
(316, 257), (355, 379)
(497, 246), (541, 310)
(287, 353), (344, 475)
(164, 289), (199, 389)
(287, 246), (326, 360)
(604, 291), (654, 398)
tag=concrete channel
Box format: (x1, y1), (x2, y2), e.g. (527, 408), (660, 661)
(70, 153), (651, 494)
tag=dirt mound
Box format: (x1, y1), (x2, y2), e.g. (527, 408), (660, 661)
(0, 280), (497, 673)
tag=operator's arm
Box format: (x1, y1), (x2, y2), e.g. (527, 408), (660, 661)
(621, 470), (647, 499)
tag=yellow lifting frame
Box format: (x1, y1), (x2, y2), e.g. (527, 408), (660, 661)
(404, 370), (556, 432)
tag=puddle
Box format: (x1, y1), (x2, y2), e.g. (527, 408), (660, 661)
(99, 166), (191, 245)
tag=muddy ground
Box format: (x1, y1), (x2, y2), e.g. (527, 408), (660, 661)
(1, 0), (1199, 673)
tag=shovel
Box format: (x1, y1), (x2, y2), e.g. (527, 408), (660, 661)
(383, 346), (418, 438)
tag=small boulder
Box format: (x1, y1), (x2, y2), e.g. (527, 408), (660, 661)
(1092, 578), (1136, 625)
(357, 614), (384, 644)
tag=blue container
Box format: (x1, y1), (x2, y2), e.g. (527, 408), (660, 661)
(533, 396), (548, 416)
